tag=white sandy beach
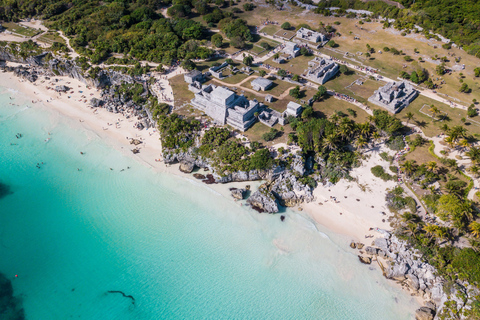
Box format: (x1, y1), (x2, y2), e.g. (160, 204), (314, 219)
(1, 66), (400, 244)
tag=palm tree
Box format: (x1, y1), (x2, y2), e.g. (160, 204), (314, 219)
(444, 136), (455, 149)
(423, 223), (438, 239)
(358, 122), (371, 138)
(428, 185), (437, 194)
(468, 165), (480, 178)
(448, 125), (467, 143)
(322, 134), (338, 151)
(429, 105), (440, 120)
(402, 212), (420, 223)
(367, 115), (376, 124)
(440, 123), (449, 133)
(401, 160), (417, 177)
(426, 161), (438, 173)
(406, 112), (414, 124)
(355, 136), (368, 149)
(459, 138), (469, 153)
(469, 221), (480, 238)
(434, 227), (450, 242)
(329, 113), (340, 125)
(372, 131), (381, 142)
(402, 222), (418, 237)
(466, 146), (480, 164)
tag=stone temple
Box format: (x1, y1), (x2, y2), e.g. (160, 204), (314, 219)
(368, 81), (418, 113)
(304, 57), (339, 85)
(188, 82), (259, 131)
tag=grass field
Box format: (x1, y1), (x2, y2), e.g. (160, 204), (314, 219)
(37, 31), (65, 45)
(3, 22), (42, 37)
(260, 25), (280, 36)
(324, 71), (384, 104)
(170, 74), (194, 107)
(264, 54), (312, 77)
(312, 95), (371, 124)
(397, 95), (480, 137)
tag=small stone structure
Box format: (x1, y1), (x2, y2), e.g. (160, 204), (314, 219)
(184, 70), (204, 84)
(251, 77), (273, 91)
(265, 95), (273, 103)
(368, 81), (418, 114)
(282, 42), (300, 58)
(209, 62), (228, 79)
(188, 83), (259, 131)
(285, 101), (302, 117)
(259, 101), (303, 127)
(304, 57), (339, 85)
(296, 27), (327, 45)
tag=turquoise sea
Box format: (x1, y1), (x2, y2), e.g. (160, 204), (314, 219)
(0, 84), (418, 319)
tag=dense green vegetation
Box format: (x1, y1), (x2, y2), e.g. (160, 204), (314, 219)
(0, 0), (239, 63)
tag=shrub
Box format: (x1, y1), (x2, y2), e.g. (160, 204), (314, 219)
(371, 165), (394, 181)
(380, 151), (392, 162)
(386, 136), (405, 151)
(281, 22), (291, 30)
(262, 128), (279, 141)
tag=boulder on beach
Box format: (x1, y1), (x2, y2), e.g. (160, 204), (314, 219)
(247, 186), (279, 213)
(193, 173), (206, 180)
(350, 242), (357, 249)
(130, 138), (142, 145)
(90, 97), (104, 108)
(179, 161), (195, 173)
(415, 306), (435, 320)
(356, 242), (364, 249)
(365, 246), (378, 255)
(358, 255), (372, 264)
(230, 188), (246, 200)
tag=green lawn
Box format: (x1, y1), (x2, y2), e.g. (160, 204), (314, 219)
(312, 95), (371, 124)
(2, 22), (42, 37)
(397, 95), (480, 137)
(265, 54), (312, 77)
(170, 74), (194, 107)
(261, 25), (280, 36)
(37, 31), (66, 45)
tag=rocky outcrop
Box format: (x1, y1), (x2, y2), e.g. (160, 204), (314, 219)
(291, 154), (305, 176)
(353, 233), (479, 318)
(179, 161), (195, 173)
(163, 149), (210, 170)
(0, 273), (25, 320)
(358, 255), (372, 264)
(247, 185), (278, 213)
(0, 182), (12, 199)
(415, 306), (435, 320)
(269, 171), (315, 207)
(230, 188), (246, 200)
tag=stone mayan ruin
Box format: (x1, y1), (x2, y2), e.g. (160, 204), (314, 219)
(368, 81), (418, 113)
(304, 57), (339, 85)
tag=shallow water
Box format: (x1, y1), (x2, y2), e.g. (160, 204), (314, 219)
(0, 86), (418, 319)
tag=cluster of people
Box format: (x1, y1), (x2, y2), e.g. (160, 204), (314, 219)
(333, 92), (357, 104)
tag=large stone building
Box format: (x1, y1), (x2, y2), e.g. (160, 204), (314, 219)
(184, 70), (204, 84)
(368, 81), (418, 114)
(251, 77), (273, 91)
(282, 42), (300, 58)
(296, 27), (327, 45)
(189, 83), (260, 131)
(304, 57), (339, 85)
